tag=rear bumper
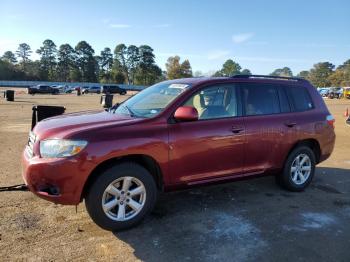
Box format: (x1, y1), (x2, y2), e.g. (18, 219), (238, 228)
(22, 150), (91, 205)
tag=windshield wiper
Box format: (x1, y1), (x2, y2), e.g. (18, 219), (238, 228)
(123, 105), (136, 117)
(107, 103), (120, 113)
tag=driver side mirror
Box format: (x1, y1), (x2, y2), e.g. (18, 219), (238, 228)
(174, 106), (199, 122)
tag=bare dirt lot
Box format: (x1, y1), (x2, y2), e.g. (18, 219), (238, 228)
(0, 89), (350, 261)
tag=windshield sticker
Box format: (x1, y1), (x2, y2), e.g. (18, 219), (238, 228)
(169, 84), (189, 89)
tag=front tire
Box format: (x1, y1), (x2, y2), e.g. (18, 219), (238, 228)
(85, 162), (158, 231)
(278, 146), (316, 192)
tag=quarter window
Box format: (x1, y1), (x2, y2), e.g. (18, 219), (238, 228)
(287, 86), (314, 111)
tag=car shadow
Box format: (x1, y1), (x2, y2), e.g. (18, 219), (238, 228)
(113, 167), (350, 261)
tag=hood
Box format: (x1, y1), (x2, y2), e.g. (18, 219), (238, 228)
(33, 110), (142, 139)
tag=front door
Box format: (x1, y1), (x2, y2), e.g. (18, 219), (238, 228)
(168, 83), (245, 185)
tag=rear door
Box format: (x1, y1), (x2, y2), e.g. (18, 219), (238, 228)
(168, 83), (245, 184)
(240, 82), (296, 174)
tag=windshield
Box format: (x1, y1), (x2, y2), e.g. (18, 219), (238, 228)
(112, 82), (190, 118)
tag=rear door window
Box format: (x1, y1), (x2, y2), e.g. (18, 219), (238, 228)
(287, 86), (314, 112)
(240, 83), (281, 116)
(278, 87), (291, 113)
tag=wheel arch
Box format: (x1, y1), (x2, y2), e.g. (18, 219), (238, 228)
(286, 138), (321, 164)
(81, 154), (164, 201)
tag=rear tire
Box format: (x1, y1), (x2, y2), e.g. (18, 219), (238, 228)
(85, 162), (158, 231)
(277, 146), (316, 192)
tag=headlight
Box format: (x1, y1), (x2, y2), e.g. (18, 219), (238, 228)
(40, 139), (88, 158)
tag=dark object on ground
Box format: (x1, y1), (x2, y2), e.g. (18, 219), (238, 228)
(346, 116), (350, 125)
(0, 184), (28, 192)
(101, 85), (126, 95)
(31, 105), (66, 129)
(6, 90), (15, 101)
(100, 94), (113, 108)
(77, 87), (81, 96)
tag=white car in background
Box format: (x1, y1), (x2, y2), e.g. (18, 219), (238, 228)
(317, 87), (330, 97)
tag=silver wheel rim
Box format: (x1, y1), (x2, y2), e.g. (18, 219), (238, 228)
(102, 176), (146, 222)
(290, 154), (312, 185)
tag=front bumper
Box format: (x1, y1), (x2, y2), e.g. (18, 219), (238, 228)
(22, 150), (92, 205)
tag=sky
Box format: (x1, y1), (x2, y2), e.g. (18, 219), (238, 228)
(0, 0), (349, 75)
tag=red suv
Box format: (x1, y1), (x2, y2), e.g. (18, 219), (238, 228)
(22, 75), (335, 231)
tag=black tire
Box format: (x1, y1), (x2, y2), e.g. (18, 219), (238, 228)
(121, 91), (127, 95)
(277, 146), (316, 192)
(85, 162), (158, 231)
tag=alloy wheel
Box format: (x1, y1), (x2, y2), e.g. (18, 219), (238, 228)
(101, 176), (146, 221)
(290, 154), (312, 185)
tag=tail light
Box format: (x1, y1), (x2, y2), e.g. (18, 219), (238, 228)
(326, 115), (335, 128)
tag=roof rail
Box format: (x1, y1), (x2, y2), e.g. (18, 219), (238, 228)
(231, 74), (307, 82)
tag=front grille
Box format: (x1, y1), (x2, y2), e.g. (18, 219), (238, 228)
(25, 131), (36, 158)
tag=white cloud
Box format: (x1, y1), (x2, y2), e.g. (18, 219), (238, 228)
(232, 33), (254, 44)
(110, 24), (131, 28)
(207, 50), (230, 60)
(4, 14), (23, 20)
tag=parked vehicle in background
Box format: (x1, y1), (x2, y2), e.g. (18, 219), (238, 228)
(328, 87), (343, 99)
(344, 87), (350, 99)
(82, 86), (101, 94)
(317, 88), (330, 97)
(63, 86), (75, 93)
(52, 85), (70, 93)
(101, 85), (127, 95)
(22, 75), (335, 231)
(27, 85), (59, 95)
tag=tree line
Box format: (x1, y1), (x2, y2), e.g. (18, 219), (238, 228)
(1, 39), (350, 87)
(210, 59), (350, 87)
(0, 40), (167, 85)
(269, 61), (350, 87)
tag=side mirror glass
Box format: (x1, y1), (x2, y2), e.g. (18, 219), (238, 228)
(174, 106), (198, 122)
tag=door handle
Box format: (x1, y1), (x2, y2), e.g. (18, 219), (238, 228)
(231, 127), (244, 133)
(284, 122), (296, 128)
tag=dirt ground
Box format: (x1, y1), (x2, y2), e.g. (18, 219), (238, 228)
(0, 88), (349, 261)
